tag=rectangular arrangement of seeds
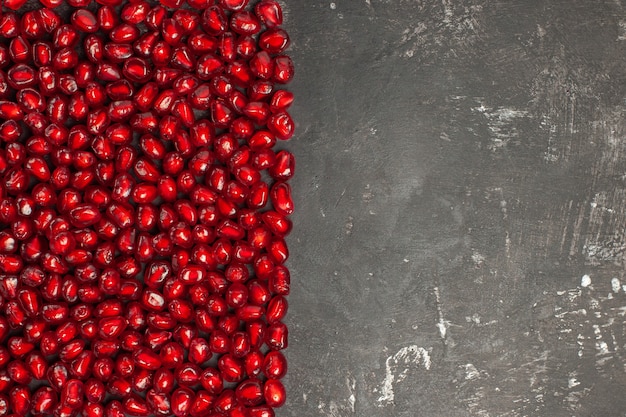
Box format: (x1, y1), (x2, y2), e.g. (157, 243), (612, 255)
(0, 0), (294, 415)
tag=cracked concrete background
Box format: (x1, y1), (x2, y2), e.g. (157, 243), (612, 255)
(284, 1), (626, 416)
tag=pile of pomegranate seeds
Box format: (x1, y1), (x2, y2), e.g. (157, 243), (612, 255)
(0, 0), (294, 415)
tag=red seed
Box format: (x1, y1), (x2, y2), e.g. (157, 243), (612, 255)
(32, 387), (57, 415)
(256, 0), (283, 26)
(121, 1), (150, 24)
(123, 57), (151, 83)
(4, 0), (28, 10)
(72, 9), (99, 33)
(236, 378), (263, 406)
(98, 6), (118, 31)
(110, 23), (139, 43)
(170, 387), (193, 417)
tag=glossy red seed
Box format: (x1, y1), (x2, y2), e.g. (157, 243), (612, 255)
(98, 6), (117, 31)
(256, 0), (283, 27)
(270, 150), (295, 180)
(22, 11), (44, 39)
(123, 58), (151, 83)
(33, 41), (52, 67)
(6, 359), (33, 385)
(9, 36), (30, 63)
(246, 81), (274, 102)
(264, 379), (286, 407)
(273, 55), (295, 84)
(196, 53), (223, 80)
(145, 330), (171, 351)
(267, 295), (288, 324)
(72, 9), (99, 33)
(175, 362), (201, 386)
(32, 387), (57, 415)
(60, 379), (83, 409)
(123, 395), (150, 417)
(270, 182), (295, 215)
(122, 1), (149, 24)
(199, 367), (222, 395)
(105, 43), (133, 63)
(269, 90), (293, 114)
(236, 379), (263, 406)
(106, 400), (125, 417)
(110, 24), (139, 43)
(217, 354), (244, 383)
(98, 316), (127, 340)
(4, 0), (28, 10)
(11, 388), (31, 414)
(108, 376), (132, 398)
(213, 389), (236, 414)
(170, 387), (193, 417)
(0, 14), (18, 38)
(245, 350), (264, 377)
(219, 32), (237, 61)
(95, 62), (121, 82)
(202, 7), (227, 36)
(221, 0), (248, 11)
(227, 61), (253, 87)
(268, 111), (295, 140)
(91, 359), (114, 382)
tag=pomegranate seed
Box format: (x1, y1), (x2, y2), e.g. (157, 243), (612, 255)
(264, 379), (286, 407)
(104, 43), (133, 63)
(72, 10), (99, 33)
(170, 387), (193, 417)
(110, 24), (139, 43)
(236, 379), (263, 406)
(4, 0), (28, 10)
(32, 387), (57, 415)
(0, 17), (18, 43)
(98, 6), (118, 31)
(121, 1), (150, 24)
(202, 7), (227, 36)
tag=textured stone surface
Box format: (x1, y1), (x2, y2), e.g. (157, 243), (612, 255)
(285, 1), (626, 416)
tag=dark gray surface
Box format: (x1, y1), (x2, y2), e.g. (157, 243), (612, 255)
(284, 1), (626, 416)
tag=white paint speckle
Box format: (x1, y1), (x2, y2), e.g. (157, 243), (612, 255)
(377, 345), (431, 406)
(464, 363), (480, 381)
(568, 377), (580, 389)
(581, 274), (591, 288)
(596, 341), (609, 355)
(471, 251), (485, 267)
(347, 394), (355, 412)
(330, 2), (336, 9)
(433, 287), (450, 340)
(611, 278), (620, 293)
(618, 20), (626, 41)
(345, 216), (353, 235)
(473, 103), (528, 151)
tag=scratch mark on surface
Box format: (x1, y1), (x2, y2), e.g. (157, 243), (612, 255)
(618, 20), (626, 40)
(376, 345), (432, 406)
(346, 376), (356, 413)
(335, 188), (346, 208)
(433, 286), (450, 341)
(473, 103), (529, 151)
